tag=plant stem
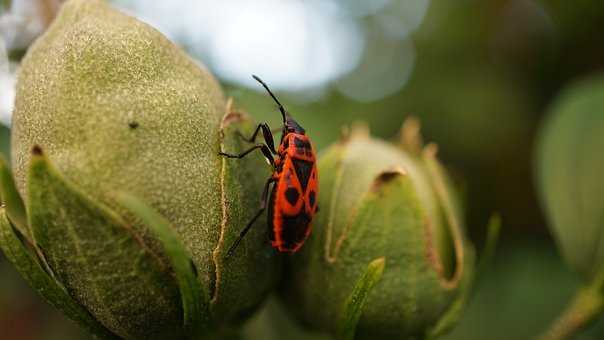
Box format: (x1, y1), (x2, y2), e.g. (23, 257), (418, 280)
(538, 278), (604, 340)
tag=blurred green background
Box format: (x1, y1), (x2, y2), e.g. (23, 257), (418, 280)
(1, 0), (604, 339)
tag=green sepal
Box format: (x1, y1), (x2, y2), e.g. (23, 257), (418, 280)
(0, 207), (118, 339)
(425, 215), (499, 338)
(0, 156), (29, 238)
(337, 257), (386, 340)
(426, 244), (475, 339)
(116, 192), (212, 336)
(27, 148), (182, 339)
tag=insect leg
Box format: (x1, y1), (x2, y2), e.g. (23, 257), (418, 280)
(236, 123), (264, 143)
(236, 123), (277, 154)
(226, 177), (275, 258)
(219, 144), (274, 165)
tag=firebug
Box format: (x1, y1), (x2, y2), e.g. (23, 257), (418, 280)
(220, 75), (319, 257)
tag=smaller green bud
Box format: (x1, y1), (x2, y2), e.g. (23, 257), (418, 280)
(284, 121), (475, 339)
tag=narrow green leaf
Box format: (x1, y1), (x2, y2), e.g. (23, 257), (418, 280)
(337, 257), (386, 340)
(115, 192), (211, 336)
(27, 150), (182, 339)
(0, 156), (29, 238)
(477, 214), (502, 276)
(0, 207), (118, 339)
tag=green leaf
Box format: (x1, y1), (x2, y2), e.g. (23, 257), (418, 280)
(0, 207), (118, 339)
(0, 156), (29, 239)
(115, 192), (211, 336)
(337, 257), (386, 340)
(27, 149), (182, 339)
(477, 214), (502, 276)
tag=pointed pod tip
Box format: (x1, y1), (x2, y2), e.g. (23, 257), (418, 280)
(369, 257), (386, 274)
(350, 122), (370, 138)
(225, 97), (234, 113)
(423, 143), (439, 158)
(220, 99), (252, 131)
(400, 116), (424, 154)
(338, 126), (351, 143)
(402, 115), (421, 130)
(339, 122), (370, 144)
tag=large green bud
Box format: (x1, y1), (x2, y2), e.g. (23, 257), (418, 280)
(0, 0), (279, 338)
(284, 122), (475, 340)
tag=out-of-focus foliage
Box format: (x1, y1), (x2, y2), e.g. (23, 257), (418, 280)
(444, 242), (604, 340)
(533, 76), (604, 340)
(536, 75), (604, 280)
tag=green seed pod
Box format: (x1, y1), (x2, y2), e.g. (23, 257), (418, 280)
(0, 0), (278, 338)
(284, 122), (475, 340)
(536, 75), (604, 280)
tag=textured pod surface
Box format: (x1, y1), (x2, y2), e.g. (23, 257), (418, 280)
(536, 75), (604, 279)
(285, 128), (473, 339)
(9, 0), (278, 337)
(12, 0), (225, 280)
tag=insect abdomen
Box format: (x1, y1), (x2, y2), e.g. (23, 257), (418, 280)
(269, 168), (313, 252)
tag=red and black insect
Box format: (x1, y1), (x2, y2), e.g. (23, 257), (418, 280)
(220, 75), (318, 256)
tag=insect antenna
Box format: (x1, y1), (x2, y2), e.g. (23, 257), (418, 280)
(252, 74), (286, 123)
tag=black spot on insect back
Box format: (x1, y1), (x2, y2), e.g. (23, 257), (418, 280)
(309, 191), (316, 208)
(285, 187), (299, 205)
(293, 159), (312, 190)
